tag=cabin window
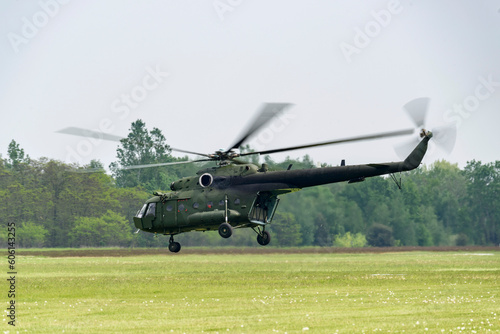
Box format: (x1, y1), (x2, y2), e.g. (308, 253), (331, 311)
(219, 200), (224, 207)
(137, 204), (147, 218)
(178, 204), (185, 212)
(145, 203), (156, 217)
(166, 205), (173, 212)
(193, 202), (199, 209)
(234, 198), (240, 205)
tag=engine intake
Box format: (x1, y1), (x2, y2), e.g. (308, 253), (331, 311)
(199, 173), (213, 187)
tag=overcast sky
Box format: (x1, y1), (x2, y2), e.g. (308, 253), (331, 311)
(1, 0), (499, 171)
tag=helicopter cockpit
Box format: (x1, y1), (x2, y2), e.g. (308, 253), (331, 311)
(136, 202), (156, 218)
(134, 202), (157, 229)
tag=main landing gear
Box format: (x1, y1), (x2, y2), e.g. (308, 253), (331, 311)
(168, 235), (181, 253)
(257, 230), (271, 246)
(253, 226), (271, 246)
(218, 223), (271, 246)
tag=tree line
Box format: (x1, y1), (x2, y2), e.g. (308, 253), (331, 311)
(1, 120), (498, 248)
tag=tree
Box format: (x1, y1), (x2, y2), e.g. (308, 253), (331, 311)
(341, 200), (365, 234)
(387, 195), (414, 245)
(366, 223), (395, 247)
(462, 160), (500, 245)
(17, 221), (48, 248)
(333, 232), (367, 248)
(455, 233), (468, 246)
(313, 213), (332, 246)
(69, 211), (132, 247)
(271, 212), (302, 246)
(416, 223), (433, 246)
(1, 130), (498, 249)
(426, 160), (467, 231)
(110, 120), (184, 191)
(6, 139), (29, 169)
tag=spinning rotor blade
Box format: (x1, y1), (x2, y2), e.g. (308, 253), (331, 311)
(239, 128), (414, 157)
(57, 127), (210, 157)
(395, 97), (457, 158)
(403, 97), (429, 128)
(66, 167), (107, 173)
(170, 147), (212, 158)
(121, 158), (213, 170)
(394, 97), (429, 159)
(67, 158), (214, 173)
(56, 127), (124, 142)
(227, 103), (293, 152)
(433, 124), (457, 154)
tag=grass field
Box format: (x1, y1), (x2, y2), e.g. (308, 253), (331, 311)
(10, 249), (500, 333)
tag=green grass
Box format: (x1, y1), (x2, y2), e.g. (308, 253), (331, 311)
(12, 251), (500, 333)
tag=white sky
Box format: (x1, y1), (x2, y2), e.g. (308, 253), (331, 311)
(1, 0), (499, 170)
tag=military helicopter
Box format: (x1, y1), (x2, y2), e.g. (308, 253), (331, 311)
(59, 98), (454, 252)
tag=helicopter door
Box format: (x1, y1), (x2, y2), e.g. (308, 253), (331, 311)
(162, 200), (177, 227)
(176, 199), (189, 226)
(249, 192), (280, 224)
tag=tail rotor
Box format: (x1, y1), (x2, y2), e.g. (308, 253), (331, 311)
(394, 97), (457, 159)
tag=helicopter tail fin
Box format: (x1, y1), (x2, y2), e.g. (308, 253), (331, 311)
(401, 132), (432, 171)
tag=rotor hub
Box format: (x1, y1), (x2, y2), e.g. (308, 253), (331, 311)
(419, 129), (433, 138)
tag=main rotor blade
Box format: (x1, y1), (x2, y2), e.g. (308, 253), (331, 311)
(65, 167), (107, 173)
(227, 103), (293, 152)
(240, 129), (414, 157)
(120, 158), (213, 170)
(170, 147), (212, 158)
(403, 97), (429, 128)
(58, 127), (212, 157)
(56, 127), (124, 142)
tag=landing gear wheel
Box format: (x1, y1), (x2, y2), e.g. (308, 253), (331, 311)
(257, 230), (271, 246)
(168, 241), (181, 253)
(218, 222), (233, 238)
(168, 235), (181, 253)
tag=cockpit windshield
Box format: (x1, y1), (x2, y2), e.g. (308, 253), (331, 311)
(145, 203), (156, 217)
(136, 204), (147, 218)
(137, 202), (157, 218)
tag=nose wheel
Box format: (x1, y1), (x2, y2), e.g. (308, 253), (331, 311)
(218, 222), (233, 238)
(168, 235), (181, 253)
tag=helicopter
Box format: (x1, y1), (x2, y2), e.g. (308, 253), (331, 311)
(58, 98), (455, 252)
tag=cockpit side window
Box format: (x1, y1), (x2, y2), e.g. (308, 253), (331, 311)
(137, 204), (148, 218)
(145, 203), (156, 217)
